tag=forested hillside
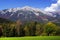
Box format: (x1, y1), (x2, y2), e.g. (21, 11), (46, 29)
(0, 18), (60, 37)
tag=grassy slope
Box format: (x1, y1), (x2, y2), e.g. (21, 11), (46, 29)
(0, 36), (60, 40)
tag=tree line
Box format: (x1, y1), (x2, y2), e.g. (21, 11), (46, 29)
(0, 20), (60, 37)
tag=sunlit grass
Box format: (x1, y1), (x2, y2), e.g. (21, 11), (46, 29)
(0, 36), (60, 40)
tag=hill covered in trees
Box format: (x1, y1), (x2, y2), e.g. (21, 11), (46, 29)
(0, 18), (60, 37)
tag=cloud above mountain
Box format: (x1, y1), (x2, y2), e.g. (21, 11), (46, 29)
(44, 0), (60, 12)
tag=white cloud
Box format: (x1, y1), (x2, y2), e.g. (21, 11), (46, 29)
(44, 0), (60, 12)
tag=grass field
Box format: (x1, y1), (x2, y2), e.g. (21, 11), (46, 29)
(0, 36), (60, 40)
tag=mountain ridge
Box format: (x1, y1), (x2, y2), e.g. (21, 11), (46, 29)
(0, 6), (60, 23)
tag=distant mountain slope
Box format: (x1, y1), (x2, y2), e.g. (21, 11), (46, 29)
(0, 18), (13, 23)
(0, 6), (60, 23)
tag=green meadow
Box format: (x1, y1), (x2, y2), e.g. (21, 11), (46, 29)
(0, 36), (60, 40)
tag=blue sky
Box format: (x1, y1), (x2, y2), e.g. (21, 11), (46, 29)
(0, 0), (57, 10)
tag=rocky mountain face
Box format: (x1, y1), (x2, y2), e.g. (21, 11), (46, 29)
(0, 6), (60, 23)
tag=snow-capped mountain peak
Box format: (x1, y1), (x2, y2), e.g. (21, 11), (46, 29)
(21, 6), (32, 9)
(8, 7), (21, 12)
(0, 6), (59, 22)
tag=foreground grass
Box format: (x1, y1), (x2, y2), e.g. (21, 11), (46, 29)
(0, 36), (60, 40)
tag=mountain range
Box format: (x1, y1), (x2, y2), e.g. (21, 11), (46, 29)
(0, 6), (60, 23)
